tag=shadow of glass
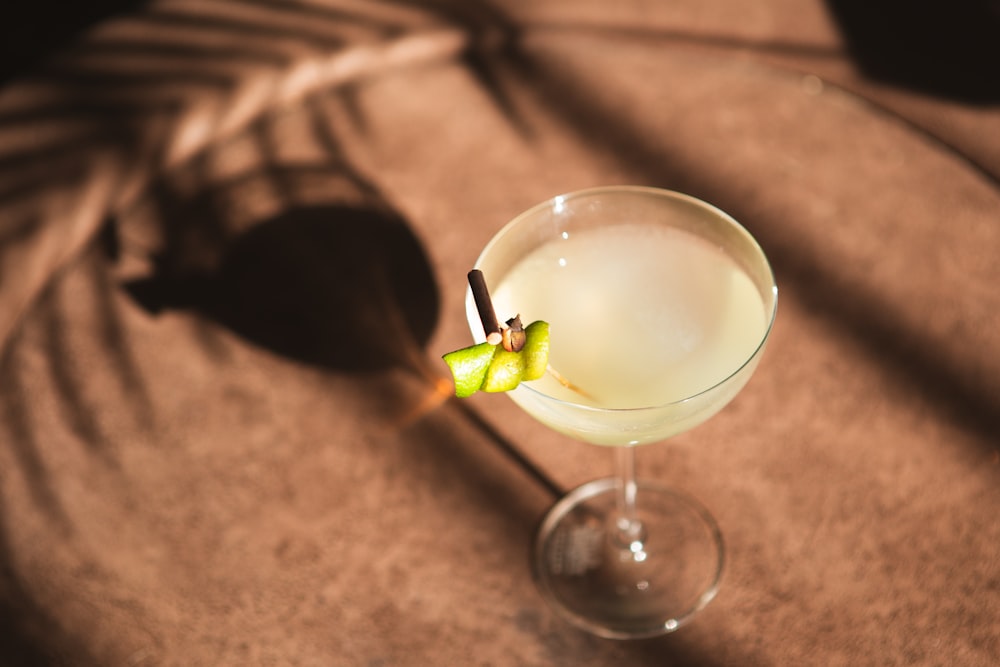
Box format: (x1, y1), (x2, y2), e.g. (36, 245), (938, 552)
(0, 588), (93, 667)
(125, 204), (439, 372)
(825, 0), (1000, 103)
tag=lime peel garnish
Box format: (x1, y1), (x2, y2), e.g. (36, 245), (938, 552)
(442, 341), (496, 398)
(442, 269), (551, 397)
(442, 319), (550, 396)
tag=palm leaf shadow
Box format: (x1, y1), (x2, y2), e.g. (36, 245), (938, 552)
(0, 5), (453, 665)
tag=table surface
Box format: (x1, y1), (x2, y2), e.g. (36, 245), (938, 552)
(1, 1), (998, 665)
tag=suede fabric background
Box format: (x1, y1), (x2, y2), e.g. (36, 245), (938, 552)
(0, 1), (997, 665)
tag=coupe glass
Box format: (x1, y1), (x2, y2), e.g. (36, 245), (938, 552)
(466, 186), (777, 639)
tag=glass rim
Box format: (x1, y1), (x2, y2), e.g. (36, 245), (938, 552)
(471, 185), (779, 415)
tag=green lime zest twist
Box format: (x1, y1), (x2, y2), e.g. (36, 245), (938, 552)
(443, 320), (549, 397)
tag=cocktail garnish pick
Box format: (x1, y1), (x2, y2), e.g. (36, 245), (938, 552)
(468, 269), (503, 346)
(442, 270), (550, 396)
(444, 269), (595, 399)
(546, 364), (595, 400)
(469, 273), (588, 397)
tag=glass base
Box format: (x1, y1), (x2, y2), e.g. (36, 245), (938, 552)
(533, 478), (724, 639)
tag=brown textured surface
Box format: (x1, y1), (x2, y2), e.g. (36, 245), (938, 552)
(1, 1), (998, 665)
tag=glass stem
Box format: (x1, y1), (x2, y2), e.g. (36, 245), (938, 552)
(614, 445), (645, 546)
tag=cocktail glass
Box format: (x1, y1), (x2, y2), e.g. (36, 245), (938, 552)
(466, 186), (777, 639)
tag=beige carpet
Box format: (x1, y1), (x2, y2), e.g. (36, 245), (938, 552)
(1, 1), (997, 665)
